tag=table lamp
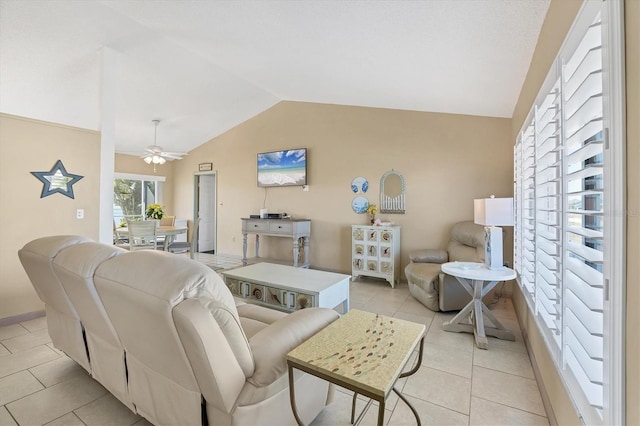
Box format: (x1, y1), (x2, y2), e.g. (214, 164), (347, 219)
(474, 196), (514, 270)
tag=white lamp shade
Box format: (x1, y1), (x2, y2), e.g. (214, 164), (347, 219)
(474, 197), (514, 226)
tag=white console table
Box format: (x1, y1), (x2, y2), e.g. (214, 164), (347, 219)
(241, 218), (311, 268)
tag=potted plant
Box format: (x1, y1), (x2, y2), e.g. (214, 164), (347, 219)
(145, 203), (164, 220)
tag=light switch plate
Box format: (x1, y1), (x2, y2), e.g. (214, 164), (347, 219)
(76, 209), (84, 219)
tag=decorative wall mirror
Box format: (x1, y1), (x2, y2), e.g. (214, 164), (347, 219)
(380, 170), (405, 213)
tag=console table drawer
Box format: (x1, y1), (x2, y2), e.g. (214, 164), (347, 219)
(269, 221), (293, 234)
(244, 220), (269, 232)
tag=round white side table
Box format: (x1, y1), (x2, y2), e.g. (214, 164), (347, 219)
(441, 261), (517, 349)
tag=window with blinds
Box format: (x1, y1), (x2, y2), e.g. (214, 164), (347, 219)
(512, 2), (624, 425)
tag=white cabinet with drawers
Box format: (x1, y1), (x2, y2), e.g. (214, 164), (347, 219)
(351, 225), (401, 288)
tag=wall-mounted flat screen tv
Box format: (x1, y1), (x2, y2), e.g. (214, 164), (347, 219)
(257, 148), (307, 187)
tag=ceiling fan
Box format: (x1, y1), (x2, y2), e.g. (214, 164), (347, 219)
(142, 119), (187, 169)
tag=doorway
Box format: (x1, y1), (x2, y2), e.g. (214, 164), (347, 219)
(194, 172), (216, 254)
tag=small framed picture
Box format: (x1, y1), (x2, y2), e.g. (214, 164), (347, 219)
(198, 162), (213, 171)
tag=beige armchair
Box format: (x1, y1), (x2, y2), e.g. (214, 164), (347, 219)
(405, 221), (485, 311)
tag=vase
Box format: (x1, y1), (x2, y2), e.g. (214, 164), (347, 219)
(370, 215), (375, 225)
(146, 219), (160, 228)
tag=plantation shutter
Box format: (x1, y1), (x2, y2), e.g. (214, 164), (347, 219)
(512, 2), (624, 422)
(514, 142), (522, 275)
(519, 119), (537, 307)
(561, 13), (605, 412)
(534, 77), (563, 349)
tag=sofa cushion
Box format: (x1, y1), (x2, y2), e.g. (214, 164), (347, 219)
(237, 303), (287, 339)
(409, 249), (448, 264)
(52, 242), (132, 409)
(94, 250), (236, 426)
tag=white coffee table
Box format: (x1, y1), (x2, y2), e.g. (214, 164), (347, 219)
(441, 261), (516, 349)
(221, 262), (350, 313)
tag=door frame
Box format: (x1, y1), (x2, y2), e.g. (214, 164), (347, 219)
(193, 171), (217, 254)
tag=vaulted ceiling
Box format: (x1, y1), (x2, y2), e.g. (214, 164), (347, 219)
(0, 0), (550, 156)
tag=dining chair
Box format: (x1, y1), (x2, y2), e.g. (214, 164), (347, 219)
(156, 215), (175, 248)
(168, 218), (200, 259)
(126, 220), (158, 251)
(159, 215), (175, 226)
(113, 219), (129, 249)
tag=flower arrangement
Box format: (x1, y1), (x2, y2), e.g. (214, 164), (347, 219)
(145, 203), (164, 220)
(367, 204), (378, 224)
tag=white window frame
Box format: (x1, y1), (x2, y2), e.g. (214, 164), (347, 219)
(513, 1), (626, 424)
(114, 172), (166, 221)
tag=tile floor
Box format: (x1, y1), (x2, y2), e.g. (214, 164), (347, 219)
(0, 260), (549, 426)
(193, 252), (246, 270)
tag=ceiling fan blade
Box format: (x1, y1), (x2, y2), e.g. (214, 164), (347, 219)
(162, 151), (188, 156)
(161, 153), (185, 160)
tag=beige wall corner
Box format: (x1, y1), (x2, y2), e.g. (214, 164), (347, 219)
(0, 114), (101, 319)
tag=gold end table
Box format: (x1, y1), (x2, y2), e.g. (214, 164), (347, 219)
(287, 309), (425, 426)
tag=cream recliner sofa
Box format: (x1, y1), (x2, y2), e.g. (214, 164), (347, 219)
(405, 221), (485, 312)
(19, 236), (339, 426)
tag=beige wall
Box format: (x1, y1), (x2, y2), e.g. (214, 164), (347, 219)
(0, 114), (101, 319)
(511, 0), (640, 424)
(172, 102), (513, 275)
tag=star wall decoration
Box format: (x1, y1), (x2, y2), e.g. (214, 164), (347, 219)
(31, 160), (84, 199)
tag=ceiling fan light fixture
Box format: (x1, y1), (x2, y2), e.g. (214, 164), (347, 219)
(141, 119), (186, 170)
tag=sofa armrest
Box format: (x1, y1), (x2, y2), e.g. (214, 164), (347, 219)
(247, 308), (339, 387)
(409, 249), (448, 264)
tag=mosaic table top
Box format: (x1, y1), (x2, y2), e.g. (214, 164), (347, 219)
(287, 309), (425, 398)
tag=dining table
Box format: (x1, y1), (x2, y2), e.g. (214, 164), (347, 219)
(115, 225), (188, 251)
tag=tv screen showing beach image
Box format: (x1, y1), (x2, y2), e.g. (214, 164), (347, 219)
(257, 149), (307, 187)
